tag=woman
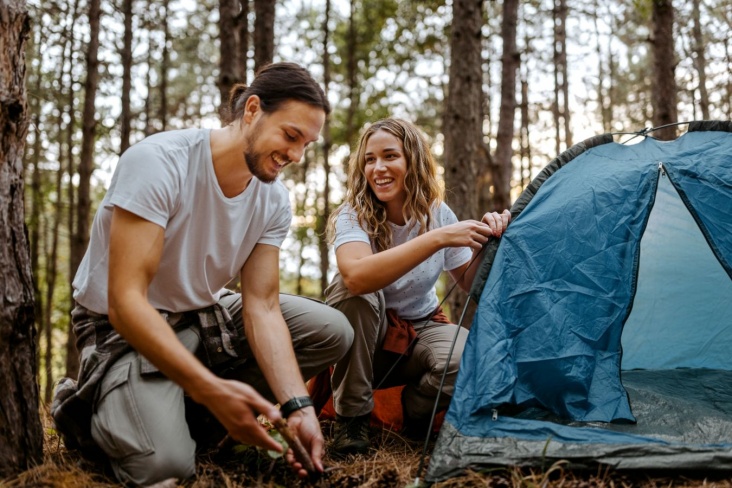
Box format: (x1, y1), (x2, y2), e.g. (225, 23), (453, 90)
(325, 118), (510, 455)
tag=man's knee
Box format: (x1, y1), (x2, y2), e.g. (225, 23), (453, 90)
(321, 306), (354, 357)
(113, 447), (196, 486)
(92, 349), (197, 486)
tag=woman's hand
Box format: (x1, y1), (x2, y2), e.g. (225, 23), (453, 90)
(438, 220), (494, 251)
(481, 209), (511, 238)
(437, 209), (511, 251)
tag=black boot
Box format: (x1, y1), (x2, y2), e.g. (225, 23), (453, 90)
(332, 413), (371, 456)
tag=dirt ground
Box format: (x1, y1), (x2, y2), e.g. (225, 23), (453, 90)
(3, 417), (732, 488)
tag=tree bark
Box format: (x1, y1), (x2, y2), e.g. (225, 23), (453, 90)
(552, 0), (571, 153)
(69, 0), (102, 379)
(253, 0), (275, 72)
(239, 0), (249, 83)
(144, 0), (155, 137)
(492, 0), (519, 211)
(120, 0), (134, 153)
(159, 0), (170, 130)
(0, 0), (44, 476)
(593, 0), (611, 132)
(691, 0), (709, 120)
(318, 0), (332, 295)
(650, 0), (678, 140)
(43, 149), (64, 403)
(519, 76), (531, 190)
(219, 0), (243, 118)
(28, 32), (43, 356)
(443, 0), (486, 320)
(345, 0), (357, 149)
(64, 0), (81, 379)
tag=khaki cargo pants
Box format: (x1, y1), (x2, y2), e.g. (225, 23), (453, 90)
(90, 293), (352, 486)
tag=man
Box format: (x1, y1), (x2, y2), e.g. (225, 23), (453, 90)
(52, 62), (353, 486)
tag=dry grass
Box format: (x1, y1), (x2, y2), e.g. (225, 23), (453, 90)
(2, 414), (731, 488)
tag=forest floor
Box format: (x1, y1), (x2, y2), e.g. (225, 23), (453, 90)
(2, 412), (732, 488)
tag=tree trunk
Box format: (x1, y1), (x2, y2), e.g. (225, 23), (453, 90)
(144, 1), (155, 137)
(492, 0), (519, 211)
(650, 0), (678, 140)
(69, 0), (102, 380)
(43, 150), (64, 403)
(159, 0), (170, 130)
(0, 0), (44, 476)
(219, 0), (243, 117)
(120, 0), (133, 153)
(519, 76), (531, 190)
(593, 0), (611, 133)
(443, 0), (486, 320)
(28, 32), (43, 357)
(64, 0), (81, 380)
(239, 0), (249, 83)
(345, 0), (357, 149)
(253, 0), (275, 72)
(691, 0), (709, 120)
(552, 0), (571, 154)
(318, 0), (332, 295)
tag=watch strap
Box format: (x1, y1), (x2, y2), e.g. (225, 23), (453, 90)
(280, 396), (314, 418)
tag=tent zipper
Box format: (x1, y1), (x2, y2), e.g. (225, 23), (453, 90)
(658, 161), (666, 177)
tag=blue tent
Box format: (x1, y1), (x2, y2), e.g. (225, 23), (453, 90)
(427, 121), (732, 481)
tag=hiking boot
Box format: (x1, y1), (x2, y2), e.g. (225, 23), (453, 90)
(332, 413), (371, 456)
(400, 387), (438, 442)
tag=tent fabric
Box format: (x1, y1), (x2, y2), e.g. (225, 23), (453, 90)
(427, 122), (732, 481)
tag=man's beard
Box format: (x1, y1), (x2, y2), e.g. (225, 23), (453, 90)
(244, 121), (277, 184)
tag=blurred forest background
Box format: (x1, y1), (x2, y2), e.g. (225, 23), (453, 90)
(18, 0), (731, 411)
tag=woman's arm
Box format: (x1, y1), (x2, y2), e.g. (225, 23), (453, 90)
(336, 218), (495, 295)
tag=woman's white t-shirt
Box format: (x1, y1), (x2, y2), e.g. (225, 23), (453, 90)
(333, 203), (472, 320)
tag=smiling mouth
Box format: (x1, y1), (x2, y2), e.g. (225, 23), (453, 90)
(374, 178), (394, 187)
(272, 153), (290, 170)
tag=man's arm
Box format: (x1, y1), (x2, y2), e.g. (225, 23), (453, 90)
(107, 207), (283, 452)
(240, 243), (324, 475)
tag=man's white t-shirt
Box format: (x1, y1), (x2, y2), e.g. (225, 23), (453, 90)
(333, 203), (472, 320)
(73, 128), (292, 314)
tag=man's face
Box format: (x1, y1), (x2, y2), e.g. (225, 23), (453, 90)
(244, 100), (325, 183)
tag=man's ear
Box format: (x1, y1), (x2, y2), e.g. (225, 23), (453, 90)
(243, 95), (261, 124)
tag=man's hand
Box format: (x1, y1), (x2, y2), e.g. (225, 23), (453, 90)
(282, 406), (324, 477)
(196, 377), (284, 453)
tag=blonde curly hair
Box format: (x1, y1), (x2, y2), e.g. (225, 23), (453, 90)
(327, 118), (443, 252)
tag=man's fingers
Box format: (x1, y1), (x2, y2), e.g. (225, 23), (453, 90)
(242, 385), (282, 422)
(233, 423), (283, 452)
(310, 436), (324, 471)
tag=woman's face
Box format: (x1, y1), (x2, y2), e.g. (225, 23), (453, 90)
(363, 129), (408, 210)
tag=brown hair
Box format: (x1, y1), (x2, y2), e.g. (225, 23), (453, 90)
(224, 62), (330, 124)
(327, 118), (443, 252)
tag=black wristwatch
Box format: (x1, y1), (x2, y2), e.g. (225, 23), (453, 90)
(280, 396), (314, 418)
